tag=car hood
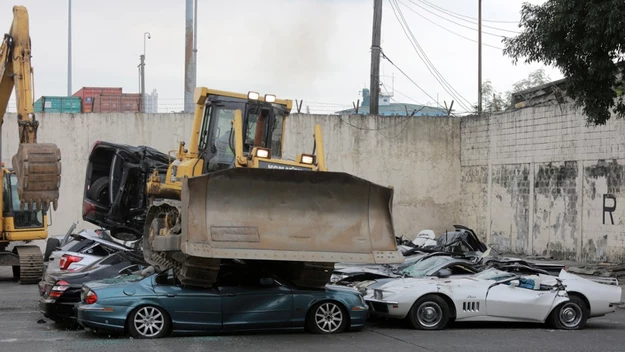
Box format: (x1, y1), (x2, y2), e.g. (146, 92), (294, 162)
(325, 284), (360, 294)
(373, 276), (481, 292)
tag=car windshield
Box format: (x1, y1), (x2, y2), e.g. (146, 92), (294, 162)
(471, 268), (517, 281)
(398, 256), (451, 277)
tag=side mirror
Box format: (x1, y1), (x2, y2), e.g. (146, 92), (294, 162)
(509, 279), (520, 287)
(437, 268), (452, 278)
(260, 277), (275, 287)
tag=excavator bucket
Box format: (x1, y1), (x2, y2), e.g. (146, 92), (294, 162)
(177, 167), (404, 264)
(11, 143), (62, 211)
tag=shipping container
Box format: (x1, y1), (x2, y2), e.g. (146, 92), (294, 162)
(73, 87), (123, 112)
(92, 93), (142, 113)
(33, 96), (82, 113)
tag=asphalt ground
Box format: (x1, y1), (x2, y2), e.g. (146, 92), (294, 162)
(1, 267), (624, 352)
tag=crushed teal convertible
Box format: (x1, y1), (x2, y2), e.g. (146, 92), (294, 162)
(76, 263), (369, 338)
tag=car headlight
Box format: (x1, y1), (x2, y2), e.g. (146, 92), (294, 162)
(374, 289), (383, 300)
(330, 274), (348, 282)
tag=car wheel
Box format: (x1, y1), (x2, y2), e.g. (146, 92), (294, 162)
(87, 177), (110, 206)
(408, 294), (450, 330)
(44, 237), (60, 261)
(307, 301), (347, 334)
(127, 305), (171, 339)
(548, 295), (588, 330)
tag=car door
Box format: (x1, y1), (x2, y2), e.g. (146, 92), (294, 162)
(485, 277), (559, 322)
(151, 270), (222, 332)
(218, 267), (294, 331)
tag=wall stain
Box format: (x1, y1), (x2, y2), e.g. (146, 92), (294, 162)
(533, 161), (578, 259)
(542, 241), (577, 260)
(584, 160), (624, 195)
(492, 164), (530, 253)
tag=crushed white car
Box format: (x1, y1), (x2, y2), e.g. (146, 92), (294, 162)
(364, 268), (622, 330)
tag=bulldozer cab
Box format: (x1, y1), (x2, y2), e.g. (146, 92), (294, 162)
(197, 91), (289, 173)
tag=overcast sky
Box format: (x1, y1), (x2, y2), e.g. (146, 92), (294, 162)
(1, 0), (560, 114)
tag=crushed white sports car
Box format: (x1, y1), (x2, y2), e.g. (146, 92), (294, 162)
(364, 268), (623, 330)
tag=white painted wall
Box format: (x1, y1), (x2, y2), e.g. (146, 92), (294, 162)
(1, 112), (462, 251)
(461, 103), (625, 263)
(284, 114), (462, 238)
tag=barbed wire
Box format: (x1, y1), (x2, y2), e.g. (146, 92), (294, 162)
(3, 97), (451, 116)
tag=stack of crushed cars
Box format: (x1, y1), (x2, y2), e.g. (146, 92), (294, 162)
(331, 225), (623, 331)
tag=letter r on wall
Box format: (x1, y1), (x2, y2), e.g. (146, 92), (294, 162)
(603, 194), (616, 225)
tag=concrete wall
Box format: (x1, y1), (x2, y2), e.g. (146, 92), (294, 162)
(1, 112), (195, 245)
(2, 112), (462, 249)
(284, 114), (461, 237)
(461, 103), (625, 263)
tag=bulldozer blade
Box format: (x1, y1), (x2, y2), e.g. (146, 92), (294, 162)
(11, 143), (62, 211)
(178, 167), (404, 264)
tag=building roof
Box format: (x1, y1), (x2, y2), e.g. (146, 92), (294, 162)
(335, 103), (448, 116)
(335, 88), (448, 116)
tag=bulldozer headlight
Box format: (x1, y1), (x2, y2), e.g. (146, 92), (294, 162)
(248, 91), (260, 100)
(301, 154), (315, 164)
(264, 94), (276, 103)
(255, 148), (270, 158)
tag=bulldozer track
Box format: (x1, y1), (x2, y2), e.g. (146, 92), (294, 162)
(14, 246), (43, 284)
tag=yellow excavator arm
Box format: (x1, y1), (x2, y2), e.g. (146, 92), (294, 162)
(0, 5), (61, 212)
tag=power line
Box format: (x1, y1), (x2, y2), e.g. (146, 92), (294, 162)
(397, 0), (503, 50)
(379, 51), (448, 112)
(417, 0), (519, 24)
(389, 0), (473, 111)
(400, 0), (515, 38)
(392, 0), (473, 109)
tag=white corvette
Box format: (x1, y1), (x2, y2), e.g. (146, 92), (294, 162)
(364, 267), (623, 330)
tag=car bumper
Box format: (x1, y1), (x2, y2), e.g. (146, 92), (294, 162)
(347, 306), (369, 329)
(364, 298), (406, 318)
(76, 303), (128, 333)
(39, 297), (78, 322)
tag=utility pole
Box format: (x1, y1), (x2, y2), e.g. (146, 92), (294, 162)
(139, 54), (145, 112)
(184, 0), (194, 113)
(140, 32), (150, 113)
(478, 0), (482, 116)
(192, 0), (198, 98)
(370, 0), (383, 116)
(67, 0), (72, 96)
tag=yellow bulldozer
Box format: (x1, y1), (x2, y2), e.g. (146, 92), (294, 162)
(139, 87), (403, 288)
(0, 6), (63, 284)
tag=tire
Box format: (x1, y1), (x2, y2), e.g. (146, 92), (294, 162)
(87, 177), (110, 206)
(127, 305), (171, 339)
(548, 294), (588, 330)
(44, 237), (61, 261)
(407, 294), (451, 330)
(306, 301), (348, 334)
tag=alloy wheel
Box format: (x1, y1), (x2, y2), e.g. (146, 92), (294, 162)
(314, 302), (344, 333)
(133, 306), (165, 338)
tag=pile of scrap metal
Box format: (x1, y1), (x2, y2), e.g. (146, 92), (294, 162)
(332, 225), (567, 289)
(82, 141), (170, 242)
(38, 222), (147, 326)
(79, 88), (406, 291)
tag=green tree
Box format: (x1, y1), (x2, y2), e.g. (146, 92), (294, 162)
(475, 69), (551, 113)
(502, 0), (625, 126)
